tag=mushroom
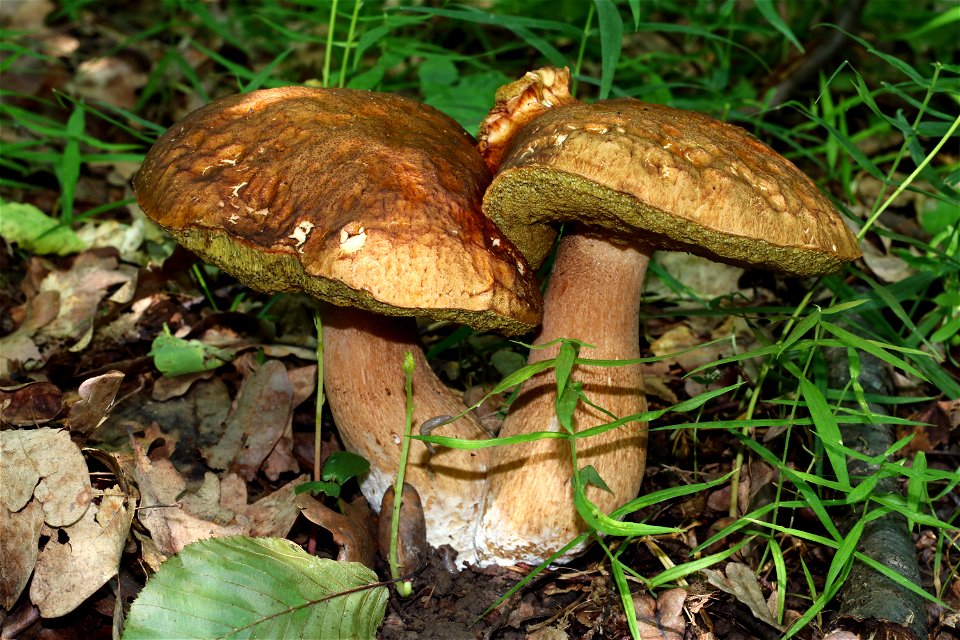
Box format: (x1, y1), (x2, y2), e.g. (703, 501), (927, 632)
(133, 86), (542, 564)
(474, 67), (861, 565)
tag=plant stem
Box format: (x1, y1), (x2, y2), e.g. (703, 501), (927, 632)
(314, 314), (325, 483)
(388, 352), (416, 597)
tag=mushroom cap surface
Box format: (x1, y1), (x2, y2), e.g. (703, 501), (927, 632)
(483, 98), (861, 276)
(135, 86), (541, 335)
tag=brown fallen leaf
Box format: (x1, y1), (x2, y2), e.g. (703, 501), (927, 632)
(0, 381), (62, 426)
(65, 370), (124, 434)
(702, 562), (783, 631)
(379, 483), (428, 577)
(0, 428), (92, 527)
(130, 437), (246, 556)
(633, 587), (688, 640)
(0, 499), (44, 610)
(244, 475), (307, 538)
(645, 251), (748, 302)
(297, 493), (377, 569)
(0, 290), (59, 379)
(38, 251), (137, 351)
(201, 359), (293, 478)
(29, 485), (134, 618)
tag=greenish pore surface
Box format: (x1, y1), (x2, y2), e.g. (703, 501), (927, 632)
(172, 227), (534, 336)
(485, 168), (850, 277)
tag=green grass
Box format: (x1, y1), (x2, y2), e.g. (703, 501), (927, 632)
(1, 1), (957, 637)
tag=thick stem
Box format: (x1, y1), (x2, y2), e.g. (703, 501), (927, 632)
(322, 305), (488, 565)
(476, 231), (651, 566)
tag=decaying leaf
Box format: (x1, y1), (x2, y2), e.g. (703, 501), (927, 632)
(65, 370), (124, 434)
(38, 251), (138, 351)
(0, 290), (59, 379)
(297, 493), (377, 568)
(645, 251), (748, 303)
(131, 437), (247, 556)
(633, 587), (687, 640)
(201, 359), (293, 478)
(130, 435), (304, 559)
(0, 381), (63, 426)
(0, 500), (44, 609)
(703, 562), (782, 630)
(378, 483), (428, 577)
(0, 427), (92, 526)
(30, 485), (135, 618)
(242, 474), (307, 537)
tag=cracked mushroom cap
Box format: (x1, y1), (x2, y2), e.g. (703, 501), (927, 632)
(481, 81), (861, 276)
(134, 86), (541, 335)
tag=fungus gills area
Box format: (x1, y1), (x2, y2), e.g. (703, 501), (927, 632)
(483, 99), (860, 276)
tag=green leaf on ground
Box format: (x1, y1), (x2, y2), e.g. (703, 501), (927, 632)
(122, 536), (388, 639)
(149, 324), (233, 376)
(0, 200), (86, 256)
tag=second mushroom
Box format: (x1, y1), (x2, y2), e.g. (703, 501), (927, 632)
(474, 68), (862, 566)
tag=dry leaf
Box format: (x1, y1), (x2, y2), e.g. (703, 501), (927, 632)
(202, 360), (293, 477)
(860, 238), (915, 283)
(526, 627), (569, 640)
(703, 562), (782, 630)
(0, 428), (92, 526)
(30, 485), (134, 618)
(38, 252), (137, 351)
(0, 381), (62, 425)
(131, 438), (246, 555)
(297, 493), (377, 568)
(216, 472), (305, 539)
(68, 56), (147, 110)
(645, 252), (747, 303)
(0, 499), (44, 609)
(634, 588), (687, 639)
(0, 290), (59, 378)
(66, 370), (124, 434)
(243, 474), (306, 538)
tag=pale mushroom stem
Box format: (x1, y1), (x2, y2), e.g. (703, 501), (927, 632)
(321, 305), (489, 565)
(476, 230), (651, 566)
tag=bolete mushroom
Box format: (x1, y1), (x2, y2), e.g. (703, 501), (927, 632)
(134, 86), (542, 564)
(474, 67), (861, 565)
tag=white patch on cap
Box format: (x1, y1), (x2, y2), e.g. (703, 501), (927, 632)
(339, 225), (367, 253)
(230, 181), (248, 197)
(289, 220), (315, 249)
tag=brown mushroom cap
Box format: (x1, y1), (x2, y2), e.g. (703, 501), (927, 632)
(482, 98), (861, 275)
(134, 86), (541, 335)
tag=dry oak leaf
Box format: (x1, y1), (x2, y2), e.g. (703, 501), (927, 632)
(29, 485), (134, 618)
